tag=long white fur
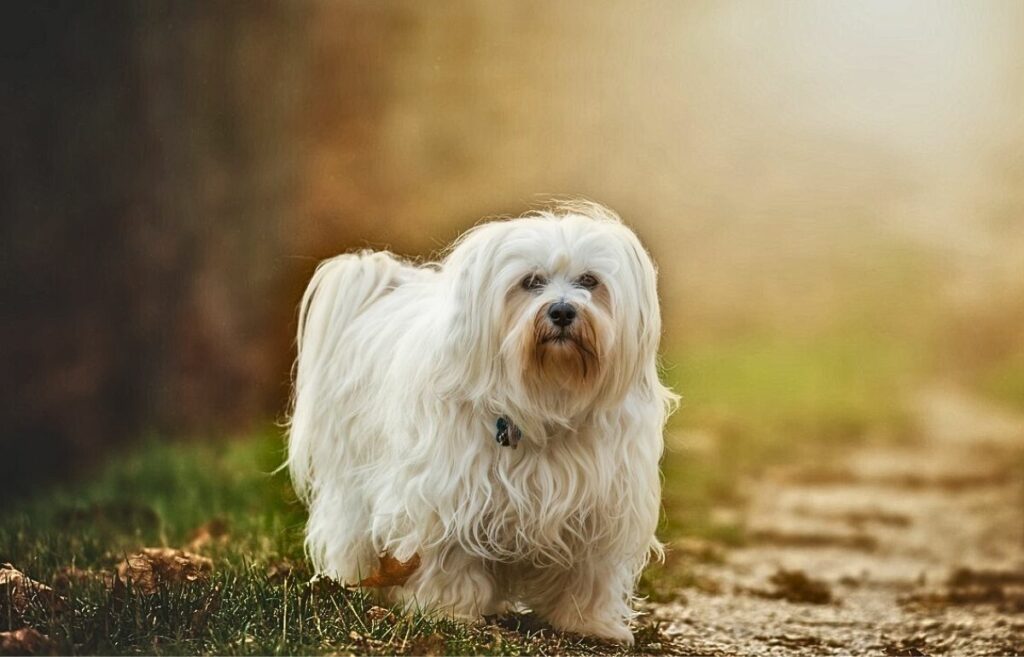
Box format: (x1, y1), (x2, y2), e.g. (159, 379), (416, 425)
(287, 202), (677, 643)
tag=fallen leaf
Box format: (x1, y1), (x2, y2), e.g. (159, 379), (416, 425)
(115, 548), (213, 595)
(358, 553), (420, 588)
(0, 564), (65, 617)
(0, 628), (55, 655)
(365, 605), (396, 623)
(186, 518), (230, 552)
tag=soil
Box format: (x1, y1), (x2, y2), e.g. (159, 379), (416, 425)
(644, 387), (1024, 656)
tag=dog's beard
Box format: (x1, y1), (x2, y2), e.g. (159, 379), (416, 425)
(526, 308), (603, 391)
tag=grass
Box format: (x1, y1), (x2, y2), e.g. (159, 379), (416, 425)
(2, 330), (925, 654)
(1, 435), (625, 655)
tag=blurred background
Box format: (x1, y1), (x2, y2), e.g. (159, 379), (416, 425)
(3, 0), (1023, 499)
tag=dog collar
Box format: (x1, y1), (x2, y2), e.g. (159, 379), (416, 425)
(495, 416), (523, 449)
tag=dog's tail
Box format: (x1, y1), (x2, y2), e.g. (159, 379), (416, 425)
(287, 251), (406, 501)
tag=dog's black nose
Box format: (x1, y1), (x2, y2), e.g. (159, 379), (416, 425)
(547, 302), (577, 327)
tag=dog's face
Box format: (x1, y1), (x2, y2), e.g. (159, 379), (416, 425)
(441, 204), (662, 421)
(505, 247), (613, 393)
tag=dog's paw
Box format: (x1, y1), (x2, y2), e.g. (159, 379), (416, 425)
(583, 620), (635, 645)
(545, 611), (634, 645)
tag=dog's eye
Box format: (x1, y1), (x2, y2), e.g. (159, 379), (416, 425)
(521, 274), (547, 291)
(575, 273), (599, 289)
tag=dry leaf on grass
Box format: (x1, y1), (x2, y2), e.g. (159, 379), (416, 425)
(186, 518), (230, 552)
(365, 605), (396, 623)
(358, 553), (420, 588)
(0, 627), (56, 656)
(115, 548), (213, 595)
(0, 564), (65, 617)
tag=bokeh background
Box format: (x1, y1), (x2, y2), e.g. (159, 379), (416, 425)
(3, 0), (1024, 501)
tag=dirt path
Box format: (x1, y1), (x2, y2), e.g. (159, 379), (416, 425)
(646, 387), (1024, 656)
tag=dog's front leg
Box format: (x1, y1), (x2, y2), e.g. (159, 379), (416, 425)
(393, 548), (505, 621)
(530, 558), (636, 644)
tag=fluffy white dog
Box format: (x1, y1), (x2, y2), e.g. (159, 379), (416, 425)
(287, 202), (677, 643)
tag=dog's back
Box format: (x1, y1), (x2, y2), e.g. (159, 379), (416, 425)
(288, 251), (421, 501)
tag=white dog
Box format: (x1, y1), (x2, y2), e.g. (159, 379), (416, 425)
(287, 202), (676, 643)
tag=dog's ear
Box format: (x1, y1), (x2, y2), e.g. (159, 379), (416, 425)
(606, 223), (678, 413)
(435, 221), (508, 401)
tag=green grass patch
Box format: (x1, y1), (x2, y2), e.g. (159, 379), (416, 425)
(0, 434), (656, 655)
